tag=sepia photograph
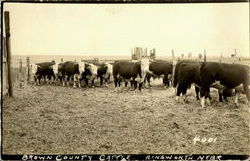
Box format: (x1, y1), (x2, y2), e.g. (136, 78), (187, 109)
(1, 1), (250, 159)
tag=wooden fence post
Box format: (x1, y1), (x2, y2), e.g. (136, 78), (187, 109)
(204, 49), (207, 62)
(220, 52), (222, 63)
(5, 11), (13, 97)
(172, 49), (175, 60)
(19, 59), (23, 88)
(26, 57), (30, 83)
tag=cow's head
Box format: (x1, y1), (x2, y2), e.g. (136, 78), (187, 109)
(78, 62), (86, 75)
(30, 64), (38, 76)
(52, 63), (59, 75)
(140, 58), (157, 79)
(138, 58), (151, 83)
(105, 63), (113, 75)
(86, 63), (98, 80)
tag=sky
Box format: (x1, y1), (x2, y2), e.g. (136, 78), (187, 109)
(3, 3), (249, 57)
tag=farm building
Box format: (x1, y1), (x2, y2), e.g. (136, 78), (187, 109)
(131, 47), (156, 60)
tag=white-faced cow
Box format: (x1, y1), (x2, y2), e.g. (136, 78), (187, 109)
(113, 58), (153, 92)
(81, 63), (98, 87)
(30, 61), (55, 85)
(59, 61), (86, 88)
(94, 62), (113, 87)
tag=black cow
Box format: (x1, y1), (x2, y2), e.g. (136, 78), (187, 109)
(173, 60), (231, 103)
(30, 61), (55, 85)
(173, 60), (202, 102)
(145, 60), (173, 88)
(80, 63), (98, 87)
(59, 61), (86, 88)
(113, 59), (152, 92)
(95, 62), (113, 87)
(200, 62), (250, 107)
(52, 62), (64, 84)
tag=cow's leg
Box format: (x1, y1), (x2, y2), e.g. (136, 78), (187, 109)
(125, 81), (128, 87)
(100, 77), (103, 87)
(200, 87), (210, 108)
(163, 75), (168, 88)
(67, 75), (71, 86)
(91, 78), (95, 88)
(130, 80), (133, 88)
(205, 94), (211, 106)
(73, 74), (77, 88)
(134, 81), (138, 90)
(62, 76), (65, 86)
(118, 80), (121, 87)
(195, 87), (200, 100)
(84, 78), (88, 87)
(181, 84), (189, 103)
(34, 76), (37, 85)
(139, 82), (143, 92)
(147, 76), (151, 87)
(64, 75), (69, 86)
(48, 75), (52, 84)
(43, 75), (46, 84)
(243, 82), (250, 102)
(78, 76), (82, 88)
(176, 84), (182, 102)
(218, 90), (223, 102)
(38, 75), (41, 85)
(114, 76), (118, 88)
(114, 75), (119, 92)
(234, 91), (239, 106)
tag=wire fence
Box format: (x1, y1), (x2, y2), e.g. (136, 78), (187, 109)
(9, 55), (250, 89)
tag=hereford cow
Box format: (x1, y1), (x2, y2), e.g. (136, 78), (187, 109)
(199, 62), (250, 107)
(81, 63), (98, 87)
(30, 61), (55, 85)
(173, 60), (202, 102)
(59, 61), (86, 88)
(145, 60), (173, 88)
(95, 62), (113, 87)
(173, 60), (231, 104)
(113, 59), (153, 91)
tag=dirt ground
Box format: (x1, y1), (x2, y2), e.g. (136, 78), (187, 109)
(2, 78), (250, 155)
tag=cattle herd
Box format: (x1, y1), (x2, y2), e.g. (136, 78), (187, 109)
(30, 58), (250, 108)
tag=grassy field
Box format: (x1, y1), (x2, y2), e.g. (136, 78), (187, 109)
(2, 78), (250, 154)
